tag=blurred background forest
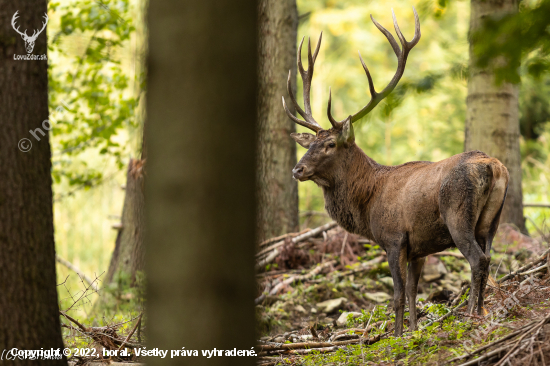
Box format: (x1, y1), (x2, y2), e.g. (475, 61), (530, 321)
(48, 0), (550, 321)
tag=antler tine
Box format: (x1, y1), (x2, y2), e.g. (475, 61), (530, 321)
(327, 88), (338, 128)
(392, 8), (421, 51)
(370, 15), (401, 58)
(312, 32), (322, 63)
(302, 32), (322, 116)
(286, 70), (311, 124)
(328, 7), (421, 127)
(282, 97), (321, 132)
(297, 37), (305, 76)
(391, 9), (407, 49)
(410, 7), (421, 47)
(282, 32), (324, 133)
(358, 51), (376, 98)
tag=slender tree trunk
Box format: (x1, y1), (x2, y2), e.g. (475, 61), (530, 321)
(466, 0), (525, 232)
(145, 0), (257, 364)
(0, 2), (66, 364)
(257, 0), (299, 242)
(106, 158), (145, 284)
(106, 1), (147, 287)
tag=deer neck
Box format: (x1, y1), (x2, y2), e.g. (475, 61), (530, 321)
(322, 145), (379, 237)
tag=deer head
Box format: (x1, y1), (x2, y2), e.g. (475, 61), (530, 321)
(283, 8), (420, 187)
(12, 11), (48, 54)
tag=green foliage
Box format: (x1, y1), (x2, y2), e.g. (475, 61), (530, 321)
(346, 305), (393, 329)
(301, 310), (481, 365)
(473, 0), (550, 83)
(48, 0), (141, 189)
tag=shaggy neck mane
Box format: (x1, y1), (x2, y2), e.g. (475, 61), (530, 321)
(322, 144), (380, 237)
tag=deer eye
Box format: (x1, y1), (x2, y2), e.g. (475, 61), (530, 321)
(328, 142), (336, 148)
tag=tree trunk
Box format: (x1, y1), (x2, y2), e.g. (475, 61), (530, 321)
(106, 158), (145, 284)
(465, 0), (525, 232)
(0, 2), (66, 364)
(257, 0), (299, 242)
(145, 0), (257, 364)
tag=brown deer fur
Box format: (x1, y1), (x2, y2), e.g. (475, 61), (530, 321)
(282, 9), (509, 336)
(291, 126), (508, 336)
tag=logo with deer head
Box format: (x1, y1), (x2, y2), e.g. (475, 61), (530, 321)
(11, 11), (48, 54)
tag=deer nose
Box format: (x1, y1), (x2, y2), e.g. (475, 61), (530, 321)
(292, 165), (309, 180)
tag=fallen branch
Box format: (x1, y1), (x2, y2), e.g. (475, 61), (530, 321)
(258, 228), (311, 248)
(60, 311), (88, 332)
(447, 312), (550, 365)
(492, 312), (550, 366)
(292, 222), (338, 243)
(56, 255), (99, 291)
(453, 343), (512, 366)
(329, 321), (384, 341)
(497, 247), (550, 284)
(254, 282), (273, 305)
(523, 203), (550, 208)
(60, 311), (143, 349)
(267, 260), (336, 296)
(256, 222), (338, 270)
(445, 320), (537, 364)
(332, 255), (386, 279)
(258, 333), (381, 353)
(519, 263), (548, 276)
(262, 345), (341, 356)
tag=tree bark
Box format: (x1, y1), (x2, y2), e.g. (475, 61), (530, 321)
(106, 158), (145, 284)
(466, 0), (525, 232)
(257, 0), (299, 242)
(0, 1), (66, 364)
(145, 0), (257, 365)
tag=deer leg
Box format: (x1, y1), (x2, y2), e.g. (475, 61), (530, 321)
(387, 239), (408, 337)
(406, 257), (426, 331)
(476, 189), (506, 315)
(446, 230), (489, 314)
(476, 259), (490, 315)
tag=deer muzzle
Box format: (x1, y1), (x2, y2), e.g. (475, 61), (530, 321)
(292, 164), (312, 181)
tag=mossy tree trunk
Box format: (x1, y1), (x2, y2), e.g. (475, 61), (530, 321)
(0, 1), (66, 363)
(466, 0), (525, 232)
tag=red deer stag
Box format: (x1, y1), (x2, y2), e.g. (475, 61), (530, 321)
(282, 8), (509, 336)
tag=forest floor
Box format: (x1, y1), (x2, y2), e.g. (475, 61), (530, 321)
(256, 222), (550, 365)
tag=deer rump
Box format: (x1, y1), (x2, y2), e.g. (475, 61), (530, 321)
(362, 150), (509, 262)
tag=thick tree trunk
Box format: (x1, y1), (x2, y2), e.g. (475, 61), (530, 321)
(257, 0), (299, 242)
(0, 2), (66, 364)
(145, 0), (257, 365)
(106, 158), (145, 284)
(466, 0), (525, 232)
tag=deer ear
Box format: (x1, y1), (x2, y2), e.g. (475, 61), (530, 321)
(341, 116), (354, 145)
(291, 132), (315, 149)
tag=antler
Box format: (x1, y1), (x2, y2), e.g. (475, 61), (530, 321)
(28, 13), (48, 40)
(11, 11), (28, 38)
(282, 33), (324, 133)
(328, 7), (421, 128)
